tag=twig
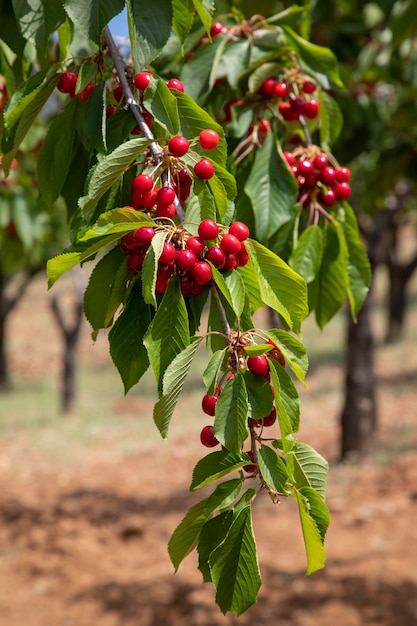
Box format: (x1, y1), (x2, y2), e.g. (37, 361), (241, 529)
(210, 286), (231, 336)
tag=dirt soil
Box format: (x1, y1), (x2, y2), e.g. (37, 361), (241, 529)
(1, 277), (417, 626)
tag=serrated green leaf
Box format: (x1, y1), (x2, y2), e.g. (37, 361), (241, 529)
(191, 450), (251, 491)
(236, 257), (264, 313)
(315, 220), (348, 329)
(198, 511), (234, 583)
(205, 479), (243, 516)
(243, 371), (273, 421)
(209, 505), (261, 616)
(337, 202), (371, 319)
(104, 257), (131, 327)
(127, 0), (172, 70)
(79, 138), (152, 218)
(75, 60), (98, 93)
(245, 133), (298, 241)
(185, 179), (216, 223)
(12, 0), (66, 51)
(287, 442), (329, 499)
(109, 280), (152, 393)
(221, 39), (252, 89)
(289, 225), (323, 284)
(207, 173), (228, 220)
(172, 0), (194, 43)
(144, 276), (190, 395)
(79, 80), (107, 153)
(79, 208), (154, 240)
(38, 98), (77, 205)
(269, 361), (297, 452)
(142, 231), (166, 307)
(180, 34), (225, 100)
(191, 0), (213, 35)
(83, 245), (126, 330)
(318, 90), (343, 149)
(258, 445), (289, 495)
(244, 344), (271, 356)
(294, 490), (326, 575)
(63, 0), (125, 45)
(214, 374), (248, 454)
(264, 330), (308, 383)
(168, 498), (209, 572)
(143, 77), (180, 135)
(299, 486), (330, 543)
(245, 239), (308, 333)
(153, 337), (202, 438)
(203, 349), (226, 395)
(210, 264), (245, 317)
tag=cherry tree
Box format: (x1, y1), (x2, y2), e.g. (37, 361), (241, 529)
(0, 0), (370, 615)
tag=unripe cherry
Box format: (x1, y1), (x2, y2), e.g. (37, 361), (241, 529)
(194, 158), (215, 180)
(168, 135), (190, 157)
(247, 355), (269, 377)
(198, 219), (219, 240)
(199, 129), (220, 150)
(228, 221), (250, 241)
(220, 233), (241, 254)
(205, 245), (226, 269)
(134, 71), (152, 91)
(200, 425), (219, 447)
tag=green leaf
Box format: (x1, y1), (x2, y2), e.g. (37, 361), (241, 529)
(287, 442), (329, 499)
(315, 220), (348, 329)
(143, 78), (180, 135)
(203, 349), (226, 395)
(63, 0), (125, 44)
(185, 179), (216, 223)
(191, 450), (251, 491)
(75, 60), (98, 93)
(205, 479), (243, 516)
(210, 264), (245, 317)
(245, 133), (298, 241)
(47, 234), (123, 288)
(237, 257), (264, 313)
(109, 280), (152, 393)
(153, 337), (202, 438)
(337, 203), (371, 319)
(168, 498), (209, 572)
(104, 257), (132, 327)
(127, 0), (172, 70)
(144, 277), (190, 395)
(269, 360), (298, 452)
(79, 80), (107, 153)
(38, 99), (77, 205)
(180, 34), (225, 100)
(258, 445), (289, 495)
(294, 490), (326, 575)
(208, 172), (230, 221)
(191, 0), (213, 35)
(264, 329), (308, 383)
(198, 511), (234, 583)
(318, 90), (343, 149)
(172, 0), (194, 43)
(289, 225), (323, 284)
(214, 374), (249, 454)
(299, 486), (330, 543)
(245, 239), (308, 333)
(281, 25), (344, 89)
(79, 208), (154, 240)
(12, 0), (66, 51)
(142, 231), (166, 307)
(243, 371), (273, 421)
(79, 138), (152, 219)
(209, 505), (261, 615)
(83, 245), (126, 330)
(220, 39), (252, 89)
(244, 344), (271, 356)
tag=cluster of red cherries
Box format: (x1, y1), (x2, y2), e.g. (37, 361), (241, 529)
(200, 343), (285, 474)
(283, 150), (352, 208)
(120, 217), (250, 296)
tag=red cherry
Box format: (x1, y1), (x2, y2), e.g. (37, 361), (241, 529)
(186, 236), (205, 255)
(131, 174), (153, 195)
(243, 450), (257, 474)
(57, 71), (77, 96)
(142, 111), (153, 128)
(210, 21), (224, 37)
(278, 101), (298, 122)
(320, 166), (337, 186)
(78, 82), (95, 101)
(168, 135), (190, 157)
(128, 249), (146, 273)
(237, 244), (249, 267)
(157, 262), (175, 281)
(334, 182), (351, 200)
(156, 203), (176, 219)
(313, 154), (328, 170)
(220, 233), (241, 254)
(223, 254), (238, 271)
(180, 274), (194, 295)
(176, 167), (192, 187)
(283, 151), (296, 167)
(201, 391), (217, 414)
(198, 219), (219, 240)
(266, 339), (285, 366)
(142, 189), (158, 208)
(133, 226), (155, 246)
(157, 186), (176, 208)
(134, 71), (152, 91)
(224, 98), (244, 122)
(228, 221), (250, 241)
(194, 159), (215, 180)
(200, 425), (219, 447)
(121, 232), (137, 253)
(302, 80), (317, 94)
(130, 191), (143, 210)
(199, 129), (220, 150)
(290, 96), (305, 114)
(113, 85), (124, 102)
(297, 159), (314, 176)
(190, 282), (205, 296)
(156, 278), (170, 294)
(106, 105), (117, 118)
(274, 81), (289, 98)
(205, 245), (226, 269)
(193, 261), (212, 285)
(317, 188), (337, 207)
(261, 78), (276, 96)
(167, 78), (184, 92)
(335, 167), (351, 183)
(262, 407), (277, 427)
(159, 242), (176, 264)
(258, 119), (271, 135)
(247, 355), (269, 377)
(175, 249), (197, 271)
(302, 99), (319, 119)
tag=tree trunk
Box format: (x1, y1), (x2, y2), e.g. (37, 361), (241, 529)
(340, 285), (376, 461)
(0, 310), (10, 391)
(386, 253), (417, 343)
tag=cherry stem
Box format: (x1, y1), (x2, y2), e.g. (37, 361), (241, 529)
(102, 27), (185, 223)
(210, 286), (231, 336)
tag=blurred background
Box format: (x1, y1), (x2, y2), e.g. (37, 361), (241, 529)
(1, 1), (417, 624)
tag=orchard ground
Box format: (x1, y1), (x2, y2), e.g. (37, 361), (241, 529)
(1, 261), (417, 626)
